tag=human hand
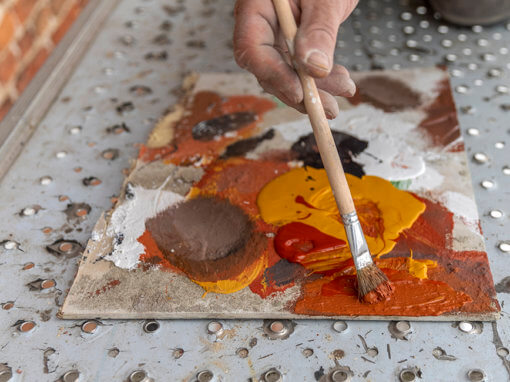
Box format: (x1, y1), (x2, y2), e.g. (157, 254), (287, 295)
(233, 0), (358, 119)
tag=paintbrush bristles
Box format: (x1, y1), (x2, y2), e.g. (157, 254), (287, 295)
(357, 265), (394, 304)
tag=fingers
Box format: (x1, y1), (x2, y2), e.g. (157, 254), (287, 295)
(233, 0), (303, 104)
(295, 0), (358, 78)
(315, 65), (356, 97)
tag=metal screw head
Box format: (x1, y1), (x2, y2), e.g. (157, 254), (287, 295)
(399, 369), (417, 382)
(236, 347), (249, 358)
(331, 370), (350, 382)
(467, 369), (486, 382)
(129, 370), (148, 382)
(143, 320), (160, 333)
(81, 320), (99, 334)
(332, 321), (348, 333)
(18, 321), (36, 333)
(263, 320), (294, 340)
(455, 85), (469, 94)
(459, 321), (474, 332)
(62, 370), (80, 382)
(207, 321), (223, 335)
(499, 241), (510, 253)
(196, 370), (214, 382)
(263, 368), (282, 382)
(269, 321), (285, 334)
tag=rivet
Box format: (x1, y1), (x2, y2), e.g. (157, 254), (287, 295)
(432, 347), (445, 357)
(269, 321), (285, 334)
(40, 176), (53, 185)
(1, 301), (14, 310)
(236, 347), (249, 358)
(81, 320), (99, 334)
(459, 321), (474, 332)
(2, 240), (18, 250)
(62, 370), (80, 382)
(403, 26), (415, 35)
(419, 20), (429, 29)
(500, 47), (509, 55)
(497, 347), (509, 357)
(472, 25), (483, 33)
(445, 54), (457, 62)
(207, 321), (223, 335)
(21, 207), (36, 216)
(40, 279), (55, 289)
(467, 369), (486, 382)
(367, 347), (378, 357)
(108, 348), (120, 358)
(489, 210), (503, 219)
(56, 151), (67, 159)
(482, 53), (496, 62)
(416, 6), (427, 15)
(302, 348), (313, 358)
(331, 369), (350, 382)
(18, 321), (36, 333)
(390, 48), (400, 56)
(408, 54), (420, 62)
(503, 166), (510, 175)
(22, 262), (34, 270)
(496, 85), (509, 94)
(332, 321), (348, 333)
(477, 38), (489, 47)
(82, 177), (102, 186)
(406, 40), (417, 48)
(495, 142), (505, 149)
(473, 152), (489, 163)
(468, 63), (479, 70)
(395, 321), (411, 333)
(473, 79), (483, 87)
(461, 106), (476, 114)
(462, 48), (472, 56)
(458, 33), (467, 41)
(59, 242), (73, 253)
(437, 25), (449, 34)
(172, 348), (184, 359)
(451, 69), (463, 77)
(488, 68), (503, 77)
(466, 128), (479, 136)
(0, 368), (13, 382)
(69, 126), (82, 135)
(263, 368), (282, 382)
(129, 370), (148, 382)
(196, 370), (214, 382)
(481, 180), (494, 189)
(263, 320), (294, 339)
(101, 149), (119, 160)
(441, 39), (452, 48)
(455, 85), (469, 94)
(400, 11), (412, 21)
(399, 369), (417, 382)
(143, 320), (160, 333)
(499, 242), (510, 253)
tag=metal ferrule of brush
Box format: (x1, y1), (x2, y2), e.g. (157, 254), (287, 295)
(341, 212), (374, 271)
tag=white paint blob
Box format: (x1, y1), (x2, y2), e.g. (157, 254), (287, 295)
(105, 184), (184, 269)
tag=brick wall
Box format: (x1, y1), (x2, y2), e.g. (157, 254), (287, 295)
(0, 0), (89, 121)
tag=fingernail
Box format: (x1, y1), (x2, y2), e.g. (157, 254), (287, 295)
(304, 49), (330, 73)
(346, 78), (357, 97)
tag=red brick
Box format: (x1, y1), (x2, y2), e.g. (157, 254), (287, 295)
(51, 1), (84, 44)
(16, 48), (49, 93)
(51, 0), (68, 16)
(0, 12), (17, 51)
(35, 6), (53, 36)
(14, 0), (36, 23)
(0, 99), (13, 121)
(18, 28), (36, 58)
(0, 50), (18, 84)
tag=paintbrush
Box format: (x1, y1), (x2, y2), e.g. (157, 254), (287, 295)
(272, 0), (393, 303)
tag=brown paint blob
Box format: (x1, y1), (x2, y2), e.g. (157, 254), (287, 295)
(350, 75), (422, 112)
(145, 196), (266, 282)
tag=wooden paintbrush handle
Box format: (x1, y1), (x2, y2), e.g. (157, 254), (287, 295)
(272, 0), (356, 215)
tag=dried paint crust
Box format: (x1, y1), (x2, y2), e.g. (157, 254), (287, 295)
(61, 69), (500, 320)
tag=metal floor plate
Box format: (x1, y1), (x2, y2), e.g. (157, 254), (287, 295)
(0, 0), (509, 381)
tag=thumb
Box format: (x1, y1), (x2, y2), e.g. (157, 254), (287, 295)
(295, 0), (356, 78)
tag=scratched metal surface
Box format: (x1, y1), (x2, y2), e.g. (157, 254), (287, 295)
(0, 0), (509, 381)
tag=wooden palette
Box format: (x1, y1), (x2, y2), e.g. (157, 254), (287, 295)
(60, 68), (500, 320)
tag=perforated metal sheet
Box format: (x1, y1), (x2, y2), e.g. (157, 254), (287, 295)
(0, 0), (509, 381)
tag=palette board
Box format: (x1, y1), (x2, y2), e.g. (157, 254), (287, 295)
(60, 68), (500, 320)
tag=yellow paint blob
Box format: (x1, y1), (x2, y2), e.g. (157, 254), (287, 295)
(257, 167), (426, 263)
